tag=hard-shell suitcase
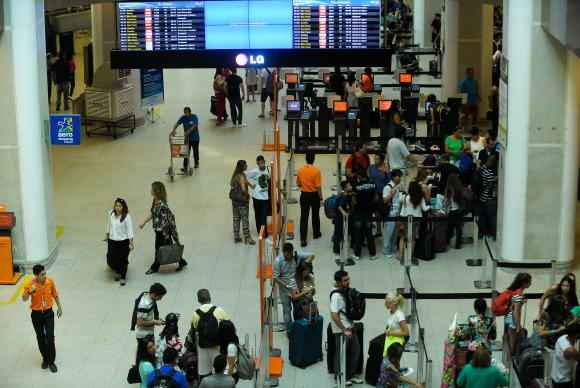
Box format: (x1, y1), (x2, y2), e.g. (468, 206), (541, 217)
(413, 221), (435, 260)
(365, 333), (386, 385)
(431, 214), (448, 253)
(289, 315), (324, 368)
(326, 322), (364, 374)
(516, 347), (544, 387)
(429, 59), (438, 75)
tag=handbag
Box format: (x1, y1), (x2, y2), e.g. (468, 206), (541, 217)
(127, 364), (141, 384)
(229, 182), (248, 203)
(156, 243), (184, 265)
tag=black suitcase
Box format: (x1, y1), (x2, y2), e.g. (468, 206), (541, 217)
(365, 333), (386, 385)
(210, 96), (217, 116)
(413, 221), (435, 261)
(516, 347), (544, 387)
(326, 322), (364, 375)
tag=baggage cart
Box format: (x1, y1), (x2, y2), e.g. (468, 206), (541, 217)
(168, 134), (193, 182)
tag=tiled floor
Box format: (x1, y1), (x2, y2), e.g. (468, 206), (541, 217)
(0, 67), (563, 388)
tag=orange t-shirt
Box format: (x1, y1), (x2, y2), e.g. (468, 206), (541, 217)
(297, 165), (321, 193)
(23, 277), (59, 311)
(361, 74), (374, 93)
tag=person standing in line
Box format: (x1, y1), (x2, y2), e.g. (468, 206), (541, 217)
(330, 270), (363, 385)
(273, 243), (315, 334)
(245, 68), (258, 102)
(132, 283), (167, 344)
(387, 124), (417, 187)
(332, 181), (354, 265)
(444, 174), (466, 249)
(246, 155), (271, 237)
(139, 181), (188, 274)
(469, 127), (485, 162)
(350, 166), (377, 261)
(445, 128), (466, 167)
(21, 264), (63, 373)
(383, 293), (409, 353)
(226, 67), (246, 128)
(398, 181), (430, 261)
(136, 336), (157, 388)
(551, 324), (580, 388)
(477, 155), (498, 238)
(345, 141), (370, 179)
(53, 52), (70, 111)
(171, 106), (200, 171)
(105, 198), (134, 286)
(431, 13), (441, 50)
(213, 68), (227, 126)
(66, 52), (76, 98)
(382, 169), (403, 259)
(296, 151), (322, 247)
(377, 342), (423, 388)
(460, 67), (481, 126)
(258, 67), (272, 118)
(344, 72), (360, 108)
(229, 160), (255, 245)
(198, 354), (236, 388)
(360, 67), (374, 93)
(147, 348), (189, 388)
(190, 289), (229, 381)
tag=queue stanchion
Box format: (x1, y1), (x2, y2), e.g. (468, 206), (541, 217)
(473, 217), (492, 290)
(416, 327), (425, 384)
(425, 359), (433, 388)
(336, 334), (347, 388)
(287, 153), (297, 205)
(549, 260), (557, 285)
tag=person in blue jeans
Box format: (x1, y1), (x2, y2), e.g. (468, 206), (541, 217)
(171, 107), (200, 171)
(382, 169), (403, 259)
(147, 348), (188, 388)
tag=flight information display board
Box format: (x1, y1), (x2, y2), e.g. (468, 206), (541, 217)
(117, 0), (380, 50)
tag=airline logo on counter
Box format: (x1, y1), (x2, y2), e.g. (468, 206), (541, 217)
(50, 114), (81, 145)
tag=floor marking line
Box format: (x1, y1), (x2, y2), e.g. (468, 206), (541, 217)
(0, 275), (31, 305)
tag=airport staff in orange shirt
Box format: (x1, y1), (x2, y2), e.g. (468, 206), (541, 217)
(22, 264), (63, 373)
(296, 151), (323, 247)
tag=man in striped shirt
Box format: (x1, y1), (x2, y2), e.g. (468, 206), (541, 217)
(478, 155), (498, 238)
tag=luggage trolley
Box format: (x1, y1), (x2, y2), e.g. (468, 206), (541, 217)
(168, 134), (193, 182)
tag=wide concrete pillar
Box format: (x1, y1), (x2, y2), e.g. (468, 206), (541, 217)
(497, 0), (579, 265)
(441, 0), (459, 100)
(413, 0), (425, 47)
(0, 0), (57, 265)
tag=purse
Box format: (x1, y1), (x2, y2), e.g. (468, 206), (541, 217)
(127, 364), (141, 384)
(156, 243), (184, 265)
(229, 182), (248, 203)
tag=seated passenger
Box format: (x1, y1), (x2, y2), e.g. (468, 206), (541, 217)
(456, 347), (508, 388)
(377, 342), (422, 388)
(291, 259), (317, 320)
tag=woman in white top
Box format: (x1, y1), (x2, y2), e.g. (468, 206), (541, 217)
(384, 292), (409, 355)
(469, 127), (485, 162)
(398, 182), (430, 261)
(106, 198), (134, 285)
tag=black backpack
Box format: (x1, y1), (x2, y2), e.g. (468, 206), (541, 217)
(150, 369), (178, 388)
(196, 306), (220, 348)
(330, 288), (366, 321)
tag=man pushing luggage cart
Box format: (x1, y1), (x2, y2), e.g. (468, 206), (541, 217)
(169, 107), (200, 181)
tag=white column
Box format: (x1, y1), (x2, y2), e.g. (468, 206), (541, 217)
(479, 4), (494, 116)
(413, 0), (425, 48)
(7, 0), (56, 263)
(558, 53), (580, 263)
(441, 0), (459, 100)
(499, 0), (532, 259)
(91, 4), (105, 70)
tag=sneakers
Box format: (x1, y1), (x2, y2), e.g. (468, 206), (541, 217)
(350, 378), (363, 384)
(385, 254), (394, 260)
(239, 123), (247, 128)
(258, 114), (265, 118)
(369, 255), (378, 261)
(120, 278), (127, 286)
(353, 255), (361, 261)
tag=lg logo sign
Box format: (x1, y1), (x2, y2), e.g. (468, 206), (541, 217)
(235, 54), (265, 67)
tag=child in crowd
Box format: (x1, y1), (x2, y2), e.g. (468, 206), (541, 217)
(333, 181), (353, 264)
(156, 313), (185, 365)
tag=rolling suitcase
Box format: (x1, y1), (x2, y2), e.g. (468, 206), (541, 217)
(413, 221), (435, 261)
(431, 213), (448, 253)
(516, 347), (544, 387)
(289, 314), (324, 368)
(365, 333), (386, 385)
(326, 322), (364, 374)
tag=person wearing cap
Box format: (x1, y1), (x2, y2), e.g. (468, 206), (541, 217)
(22, 264), (63, 373)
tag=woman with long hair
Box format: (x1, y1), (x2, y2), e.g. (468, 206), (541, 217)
(505, 273), (532, 335)
(414, 169), (431, 201)
(444, 173), (465, 249)
(139, 181), (188, 274)
(291, 260), (316, 320)
(383, 293), (409, 354)
(218, 320), (240, 382)
(214, 68), (227, 125)
(156, 313), (184, 365)
(136, 336), (156, 388)
(229, 160), (255, 244)
(106, 198), (134, 286)
(398, 181), (429, 261)
(344, 72), (359, 108)
(539, 274), (579, 318)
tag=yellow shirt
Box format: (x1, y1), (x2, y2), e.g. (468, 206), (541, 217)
(191, 304), (229, 329)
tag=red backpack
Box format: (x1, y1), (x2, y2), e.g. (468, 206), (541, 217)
(491, 289), (515, 316)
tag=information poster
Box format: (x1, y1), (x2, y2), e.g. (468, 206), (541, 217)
(50, 114), (81, 145)
(140, 68), (165, 107)
(498, 56), (508, 148)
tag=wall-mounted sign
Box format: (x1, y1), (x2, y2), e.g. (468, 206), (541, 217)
(50, 114), (81, 145)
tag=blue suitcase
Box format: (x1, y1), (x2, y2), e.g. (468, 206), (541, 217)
(289, 315), (324, 368)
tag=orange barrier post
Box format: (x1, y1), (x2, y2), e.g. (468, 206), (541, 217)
(0, 212), (21, 285)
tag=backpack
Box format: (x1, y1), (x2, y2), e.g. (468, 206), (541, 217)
(324, 195), (340, 220)
(196, 306), (220, 348)
(459, 153), (474, 174)
(236, 343), (256, 380)
(150, 369), (178, 388)
(130, 292), (159, 331)
(491, 289), (515, 316)
(330, 288), (366, 321)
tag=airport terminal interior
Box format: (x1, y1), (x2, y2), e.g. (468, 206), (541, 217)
(1, 0), (580, 387)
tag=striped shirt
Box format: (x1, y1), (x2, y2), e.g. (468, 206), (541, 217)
(505, 290), (525, 329)
(479, 166), (497, 203)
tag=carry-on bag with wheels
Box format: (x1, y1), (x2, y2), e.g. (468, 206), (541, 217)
(413, 221), (435, 260)
(365, 333), (386, 385)
(516, 347), (544, 387)
(210, 96), (217, 116)
(431, 213), (448, 253)
(289, 311), (324, 368)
